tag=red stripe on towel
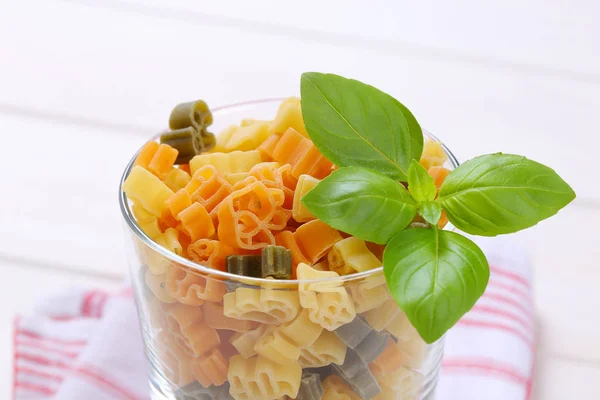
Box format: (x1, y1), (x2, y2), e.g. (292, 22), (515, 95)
(490, 265), (531, 289)
(74, 364), (141, 400)
(16, 340), (79, 359)
(470, 304), (531, 332)
(14, 381), (55, 396)
(17, 330), (87, 347)
(16, 367), (64, 382)
(443, 358), (529, 386)
(457, 319), (534, 352)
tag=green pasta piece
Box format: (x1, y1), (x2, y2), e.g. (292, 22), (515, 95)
(226, 255), (262, 277)
(174, 382), (214, 399)
(169, 100), (213, 131)
(332, 348), (381, 399)
(355, 330), (390, 363)
(261, 246), (292, 279)
(335, 317), (372, 349)
(160, 127), (200, 164)
(297, 372), (324, 400)
(201, 129), (216, 152)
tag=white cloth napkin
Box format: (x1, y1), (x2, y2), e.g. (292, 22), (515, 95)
(12, 237), (534, 400)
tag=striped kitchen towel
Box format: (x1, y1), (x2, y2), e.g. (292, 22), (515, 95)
(12, 237), (534, 400)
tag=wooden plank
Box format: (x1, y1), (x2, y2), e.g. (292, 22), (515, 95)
(0, 114), (143, 278)
(513, 205), (600, 363)
(531, 356), (600, 399)
(0, 1), (598, 200)
(89, 0), (600, 79)
(0, 261), (120, 399)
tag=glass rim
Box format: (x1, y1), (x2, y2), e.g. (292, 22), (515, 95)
(118, 98), (460, 284)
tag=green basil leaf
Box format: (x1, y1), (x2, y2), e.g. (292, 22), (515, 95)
(302, 167), (417, 244)
(383, 228), (489, 343)
(438, 154), (576, 236)
(420, 202), (442, 226)
(408, 160), (437, 202)
(300, 72), (423, 180)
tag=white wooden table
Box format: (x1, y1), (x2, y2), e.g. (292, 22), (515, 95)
(1, 1), (599, 398)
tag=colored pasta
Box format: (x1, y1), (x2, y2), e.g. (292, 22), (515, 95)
(190, 150), (262, 177)
(228, 355), (302, 400)
(292, 174), (320, 222)
(123, 166), (174, 217)
(223, 287), (300, 325)
(328, 237), (381, 275)
(165, 264), (227, 305)
(272, 128), (333, 179)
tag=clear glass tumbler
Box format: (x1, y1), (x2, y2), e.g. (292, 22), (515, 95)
(119, 99), (458, 400)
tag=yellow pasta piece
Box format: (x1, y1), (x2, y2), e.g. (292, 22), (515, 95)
(228, 355), (302, 400)
(144, 269), (176, 303)
(298, 330), (347, 368)
(230, 325), (268, 359)
(154, 228), (183, 256)
(363, 299), (402, 331)
(296, 264), (355, 331)
(292, 174), (320, 222)
(328, 237), (381, 275)
(162, 167), (191, 192)
(269, 97), (308, 138)
(123, 165), (174, 217)
(190, 150), (262, 176)
(371, 365), (423, 394)
(254, 309), (323, 365)
(419, 140), (448, 170)
(394, 328), (428, 369)
(321, 375), (361, 400)
(349, 274), (390, 313)
(224, 120), (271, 152)
(133, 203), (163, 239)
(225, 172), (250, 185)
(212, 125), (238, 153)
(223, 287), (300, 325)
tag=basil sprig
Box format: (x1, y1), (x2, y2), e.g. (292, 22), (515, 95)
(300, 72), (576, 343)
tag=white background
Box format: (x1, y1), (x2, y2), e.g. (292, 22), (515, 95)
(0, 0), (599, 398)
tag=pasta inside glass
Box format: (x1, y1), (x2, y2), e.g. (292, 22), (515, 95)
(120, 99), (457, 400)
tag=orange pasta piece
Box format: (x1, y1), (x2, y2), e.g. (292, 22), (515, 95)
(160, 189), (191, 231)
(257, 133), (282, 160)
(202, 302), (255, 332)
(185, 165), (233, 213)
(179, 164), (191, 174)
(156, 331), (196, 386)
(217, 178), (290, 250)
(148, 144), (179, 180)
(158, 207), (179, 231)
(294, 220), (343, 264)
(191, 348), (229, 388)
(249, 162), (297, 210)
(187, 239), (235, 272)
(272, 128), (333, 179)
(165, 264), (226, 304)
(428, 166), (451, 190)
(166, 189), (193, 219)
(162, 303), (203, 336)
(438, 210), (449, 229)
(366, 242), (386, 261)
(275, 231), (310, 277)
(217, 330), (239, 359)
(178, 203), (215, 242)
(370, 338), (406, 375)
(134, 141), (160, 169)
